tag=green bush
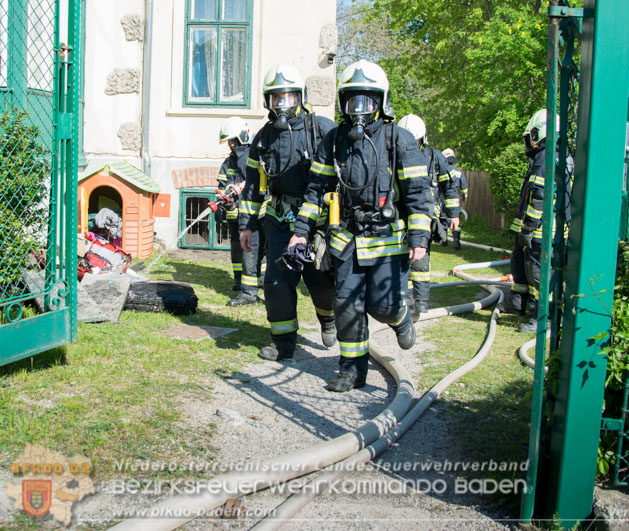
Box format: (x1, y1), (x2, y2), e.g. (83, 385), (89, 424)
(0, 107), (51, 293)
(597, 241), (629, 477)
(489, 142), (528, 217)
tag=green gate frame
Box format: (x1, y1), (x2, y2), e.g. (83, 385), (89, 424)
(522, 0), (629, 525)
(0, 0), (81, 366)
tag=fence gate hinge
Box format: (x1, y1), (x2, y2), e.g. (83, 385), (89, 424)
(601, 417), (624, 432)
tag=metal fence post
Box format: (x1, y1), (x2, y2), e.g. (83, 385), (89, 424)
(543, 0), (629, 523)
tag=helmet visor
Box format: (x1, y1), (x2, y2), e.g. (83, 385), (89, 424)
(343, 93), (380, 116)
(269, 91), (300, 112)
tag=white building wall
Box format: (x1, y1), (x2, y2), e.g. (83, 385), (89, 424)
(82, 0), (337, 249)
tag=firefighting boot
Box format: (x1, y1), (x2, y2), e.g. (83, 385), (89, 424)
(327, 363), (367, 393)
(453, 229), (462, 250)
(416, 299), (429, 317)
(258, 340), (295, 361)
(518, 304), (539, 333)
(518, 317), (538, 333)
(227, 293), (257, 307)
(497, 297), (526, 315)
(321, 322), (337, 348)
(395, 321), (416, 350)
(407, 295), (419, 323)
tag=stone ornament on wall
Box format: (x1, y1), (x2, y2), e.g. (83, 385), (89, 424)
(105, 68), (141, 95)
(121, 14), (144, 42)
(117, 122), (142, 151)
(305, 76), (336, 107)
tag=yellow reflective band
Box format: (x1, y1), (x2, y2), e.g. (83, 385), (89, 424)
(259, 198), (269, 217)
(298, 202), (322, 221)
(247, 157), (260, 169)
(330, 230), (353, 252)
(408, 213), (432, 231)
(217, 174), (227, 182)
(315, 306), (335, 317)
(438, 173), (450, 182)
(526, 205), (543, 220)
(530, 175), (545, 186)
(355, 235), (408, 260)
(240, 201), (261, 215)
(509, 218), (523, 233)
(311, 161), (336, 176)
(529, 286), (540, 300)
(391, 305), (407, 327)
(232, 263), (243, 273)
(411, 270), (430, 282)
(445, 198), (460, 208)
(398, 165), (428, 180)
(450, 169), (461, 178)
(226, 209), (239, 220)
(227, 169), (236, 175)
(316, 209), (329, 227)
(270, 319), (299, 334)
(339, 340), (369, 358)
(261, 262), (267, 272)
(532, 227), (544, 238)
(241, 275), (258, 287)
(512, 283), (528, 294)
(408, 279), (413, 290)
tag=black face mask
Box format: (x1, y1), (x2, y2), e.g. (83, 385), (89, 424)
(348, 115), (368, 141)
(274, 112), (289, 131)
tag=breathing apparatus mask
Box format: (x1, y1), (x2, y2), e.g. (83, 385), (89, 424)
(268, 90), (300, 131)
(342, 91), (380, 141)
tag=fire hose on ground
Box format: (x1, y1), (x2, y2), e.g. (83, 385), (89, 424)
(109, 258), (511, 531)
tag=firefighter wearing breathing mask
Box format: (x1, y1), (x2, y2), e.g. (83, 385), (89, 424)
(239, 64), (336, 362)
(216, 116), (265, 307)
(499, 109), (564, 333)
(289, 60), (434, 392)
(398, 114), (461, 322)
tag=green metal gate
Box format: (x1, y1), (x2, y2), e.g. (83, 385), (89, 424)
(522, 0), (629, 525)
(0, 0), (81, 366)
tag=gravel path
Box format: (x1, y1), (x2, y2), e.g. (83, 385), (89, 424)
(174, 320), (510, 530)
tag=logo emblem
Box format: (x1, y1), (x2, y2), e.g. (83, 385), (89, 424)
(22, 479), (52, 517)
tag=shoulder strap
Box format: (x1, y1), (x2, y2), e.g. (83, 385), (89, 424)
(384, 121), (397, 174)
(305, 112), (322, 157)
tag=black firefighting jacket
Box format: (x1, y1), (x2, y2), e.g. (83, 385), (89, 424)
(509, 145), (546, 240)
(293, 118), (435, 264)
(216, 144), (249, 221)
(423, 146), (461, 220)
(239, 109), (335, 230)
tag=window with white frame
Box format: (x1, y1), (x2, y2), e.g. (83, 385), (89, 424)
(185, 0), (252, 107)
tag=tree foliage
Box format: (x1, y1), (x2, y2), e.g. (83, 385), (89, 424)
(365, 0), (549, 170)
(0, 107), (50, 290)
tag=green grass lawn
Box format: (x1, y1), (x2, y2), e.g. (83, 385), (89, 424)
(1, 216), (535, 518)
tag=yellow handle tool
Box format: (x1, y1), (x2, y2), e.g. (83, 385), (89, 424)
(258, 165), (268, 193)
(324, 192), (340, 232)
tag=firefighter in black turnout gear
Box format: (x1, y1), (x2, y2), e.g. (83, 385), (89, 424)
(239, 64), (336, 361)
(289, 60), (434, 392)
(442, 148), (468, 250)
(500, 109), (559, 333)
(398, 114), (461, 321)
(216, 117), (265, 307)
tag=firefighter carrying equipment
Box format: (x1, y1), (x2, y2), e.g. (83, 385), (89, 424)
(275, 242), (315, 272)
